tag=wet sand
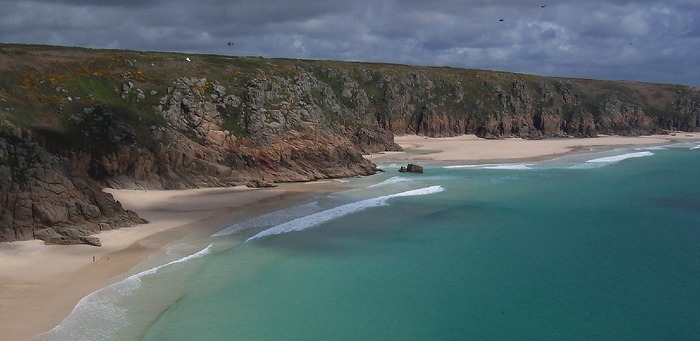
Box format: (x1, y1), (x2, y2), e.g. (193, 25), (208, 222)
(0, 182), (348, 341)
(2, 132), (699, 340)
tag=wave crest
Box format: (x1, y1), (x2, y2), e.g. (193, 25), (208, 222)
(245, 185), (444, 242)
(444, 163), (532, 170)
(585, 151), (654, 163)
(32, 245), (213, 341)
(212, 202), (322, 237)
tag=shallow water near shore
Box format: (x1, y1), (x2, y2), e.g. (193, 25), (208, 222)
(37, 142), (700, 340)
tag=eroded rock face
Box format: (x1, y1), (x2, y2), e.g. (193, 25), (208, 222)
(2, 46), (699, 244)
(75, 75), (387, 190)
(0, 124), (146, 245)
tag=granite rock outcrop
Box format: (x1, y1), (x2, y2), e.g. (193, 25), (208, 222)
(0, 44), (698, 244)
(0, 123), (146, 244)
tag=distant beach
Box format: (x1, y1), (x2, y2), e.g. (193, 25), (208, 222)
(1, 132), (699, 340)
(369, 133), (700, 163)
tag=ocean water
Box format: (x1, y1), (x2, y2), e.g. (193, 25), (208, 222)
(36, 142), (700, 340)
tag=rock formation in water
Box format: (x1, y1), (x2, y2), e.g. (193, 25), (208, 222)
(1, 44), (698, 244)
(399, 164), (424, 173)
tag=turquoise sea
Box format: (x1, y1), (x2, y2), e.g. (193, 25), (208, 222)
(36, 141), (700, 340)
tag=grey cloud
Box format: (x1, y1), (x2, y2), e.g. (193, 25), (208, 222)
(0, 0), (163, 8)
(422, 38), (455, 52)
(0, 0), (698, 86)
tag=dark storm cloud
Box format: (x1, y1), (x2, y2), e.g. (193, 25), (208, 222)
(12, 0), (164, 8)
(1, 0), (698, 86)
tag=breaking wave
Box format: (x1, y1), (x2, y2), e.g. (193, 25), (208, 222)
(585, 151), (654, 163)
(212, 201), (322, 237)
(368, 176), (413, 188)
(444, 163), (532, 170)
(244, 185), (444, 242)
(32, 245), (213, 341)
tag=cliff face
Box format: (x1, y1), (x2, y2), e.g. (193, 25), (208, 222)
(369, 72), (698, 139)
(1, 44), (699, 244)
(0, 123), (145, 244)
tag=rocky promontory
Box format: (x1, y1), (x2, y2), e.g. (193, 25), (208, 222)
(1, 44), (698, 244)
(0, 122), (145, 244)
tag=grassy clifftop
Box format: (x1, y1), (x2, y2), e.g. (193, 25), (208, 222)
(3, 44), (699, 141)
(1, 43), (699, 244)
(2, 44), (698, 136)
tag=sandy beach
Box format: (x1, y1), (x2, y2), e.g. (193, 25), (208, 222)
(0, 182), (347, 341)
(1, 132), (699, 340)
(370, 133), (700, 163)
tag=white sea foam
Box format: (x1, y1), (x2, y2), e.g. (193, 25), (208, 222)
(585, 151), (654, 163)
(484, 164), (532, 170)
(662, 141), (700, 151)
(376, 163), (408, 169)
(136, 244), (212, 277)
(245, 185), (444, 242)
(212, 201), (322, 237)
(31, 244), (213, 341)
(444, 163), (532, 170)
(444, 164), (489, 169)
(368, 176), (412, 188)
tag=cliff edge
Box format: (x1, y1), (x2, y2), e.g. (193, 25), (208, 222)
(1, 44), (698, 244)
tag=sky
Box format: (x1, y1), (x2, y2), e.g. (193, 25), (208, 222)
(1, 0), (698, 87)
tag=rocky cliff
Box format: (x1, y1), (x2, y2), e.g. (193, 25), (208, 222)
(1, 44), (699, 244)
(0, 122), (145, 244)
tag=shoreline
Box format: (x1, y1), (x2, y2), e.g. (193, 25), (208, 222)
(2, 132), (699, 340)
(0, 182), (350, 341)
(367, 133), (700, 164)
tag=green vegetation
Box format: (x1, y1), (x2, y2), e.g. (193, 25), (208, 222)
(1, 43), (698, 153)
(62, 76), (118, 105)
(220, 109), (247, 136)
